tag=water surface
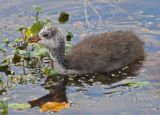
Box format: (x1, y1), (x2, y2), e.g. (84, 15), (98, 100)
(0, 0), (160, 115)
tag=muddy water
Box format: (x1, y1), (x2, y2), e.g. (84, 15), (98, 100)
(0, 0), (160, 115)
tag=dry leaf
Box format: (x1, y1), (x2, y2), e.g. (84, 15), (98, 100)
(40, 102), (70, 112)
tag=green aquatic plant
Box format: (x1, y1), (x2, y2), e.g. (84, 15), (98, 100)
(58, 12), (70, 24)
(0, 6), (73, 95)
(0, 100), (8, 115)
(129, 81), (150, 88)
(0, 98), (30, 114)
(8, 103), (30, 110)
(66, 32), (73, 41)
(33, 5), (43, 21)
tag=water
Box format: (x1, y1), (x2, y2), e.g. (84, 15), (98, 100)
(0, 0), (160, 115)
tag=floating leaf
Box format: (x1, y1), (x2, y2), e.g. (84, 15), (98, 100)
(0, 98), (8, 102)
(0, 47), (7, 52)
(8, 103), (30, 110)
(1, 55), (13, 65)
(129, 81), (150, 88)
(19, 50), (31, 61)
(48, 69), (57, 77)
(40, 102), (70, 112)
(18, 27), (27, 32)
(31, 21), (45, 35)
(66, 32), (73, 41)
(24, 51), (31, 61)
(0, 65), (9, 72)
(15, 38), (23, 43)
(12, 54), (22, 64)
(0, 100), (8, 115)
(31, 47), (49, 59)
(0, 76), (3, 86)
(0, 65), (14, 75)
(58, 12), (69, 24)
(3, 38), (10, 46)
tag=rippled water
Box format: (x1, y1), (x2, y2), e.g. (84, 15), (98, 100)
(0, 0), (160, 115)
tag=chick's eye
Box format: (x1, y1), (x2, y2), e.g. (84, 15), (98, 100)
(43, 33), (48, 37)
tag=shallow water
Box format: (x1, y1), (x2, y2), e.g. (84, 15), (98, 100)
(0, 0), (160, 115)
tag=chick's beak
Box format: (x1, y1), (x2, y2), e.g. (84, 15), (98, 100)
(29, 34), (41, 43)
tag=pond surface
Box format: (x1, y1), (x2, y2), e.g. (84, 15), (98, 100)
(0, 0), (160, 115)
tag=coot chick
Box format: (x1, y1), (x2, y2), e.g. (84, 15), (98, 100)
(30, 26), (144, 75)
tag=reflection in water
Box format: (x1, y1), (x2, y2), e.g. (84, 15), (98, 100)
(28, 76), (69, 112)
(28, 57), (144, 112)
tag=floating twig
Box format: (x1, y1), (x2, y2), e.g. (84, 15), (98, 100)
(84, 0), (90, 26)
(84, 0), (102, 26)
(87, 0), (102, 24)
